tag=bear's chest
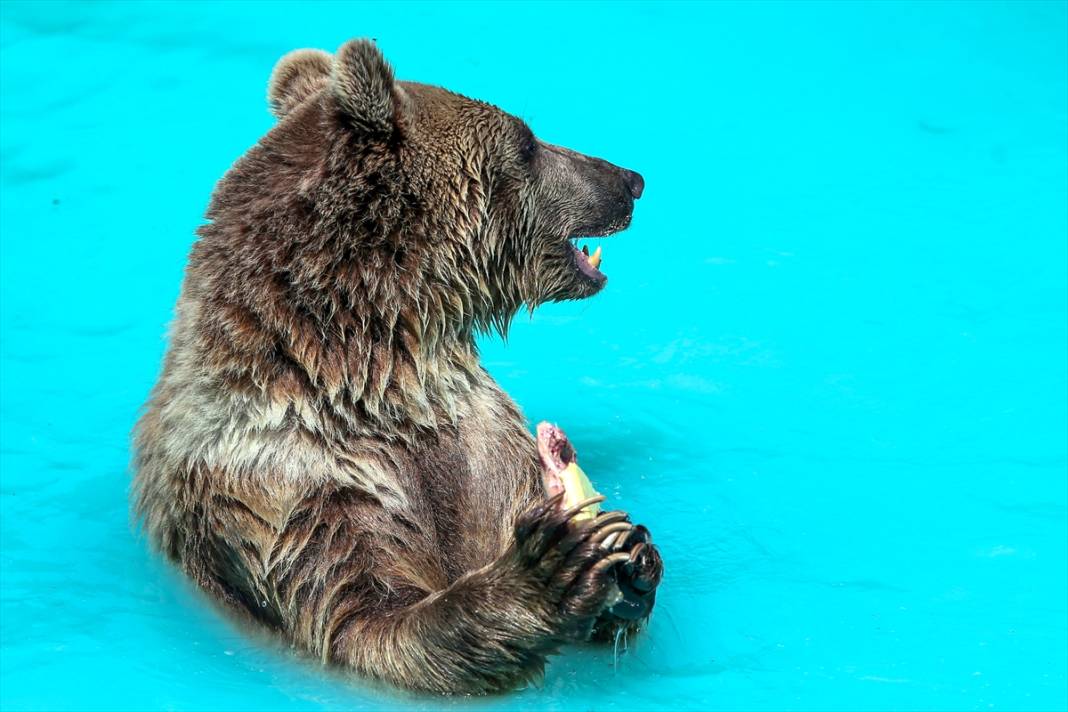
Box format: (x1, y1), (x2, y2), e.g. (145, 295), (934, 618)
(407, 383), (544, 580)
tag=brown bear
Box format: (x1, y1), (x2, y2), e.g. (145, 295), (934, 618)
(132, 39), (662, 695)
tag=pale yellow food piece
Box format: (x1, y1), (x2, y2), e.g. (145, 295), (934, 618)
(559, 461), (601, 520)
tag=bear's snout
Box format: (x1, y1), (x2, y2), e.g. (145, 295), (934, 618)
(621, 168), (644, 200)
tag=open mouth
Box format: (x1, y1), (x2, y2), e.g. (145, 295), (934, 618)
(570, 240), (605, 283)
(566, 215), (630, 286)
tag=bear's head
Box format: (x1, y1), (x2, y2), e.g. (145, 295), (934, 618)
(259, 39), (643, 336)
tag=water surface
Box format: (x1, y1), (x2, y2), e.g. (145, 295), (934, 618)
(1, 2), (1066, 710)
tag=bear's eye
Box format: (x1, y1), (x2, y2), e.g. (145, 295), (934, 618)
(518, 129), (538, 164)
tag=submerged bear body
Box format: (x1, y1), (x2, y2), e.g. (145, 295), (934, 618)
(133, 40), (661, 694)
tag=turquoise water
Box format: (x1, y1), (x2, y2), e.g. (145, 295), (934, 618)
(1, 1), (1066, 709)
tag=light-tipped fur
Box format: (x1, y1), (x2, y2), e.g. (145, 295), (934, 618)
(268, 48), (332, 118)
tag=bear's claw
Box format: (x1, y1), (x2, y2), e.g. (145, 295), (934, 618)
(560, 494), (606, 521)
(607, 524), (662, 619)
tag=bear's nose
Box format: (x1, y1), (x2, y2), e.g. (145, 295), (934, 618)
(622, 169), (645, 200)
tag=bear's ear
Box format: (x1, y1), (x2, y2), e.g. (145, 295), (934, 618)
(267, 49), (333, 119)
(331, 39), (399, 134)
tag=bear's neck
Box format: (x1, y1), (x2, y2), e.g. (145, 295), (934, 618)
(185, 273), (485, 433)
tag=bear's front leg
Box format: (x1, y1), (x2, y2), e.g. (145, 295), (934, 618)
(282, 487), (646, 694)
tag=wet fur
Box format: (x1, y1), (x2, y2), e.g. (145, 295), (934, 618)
(133, 40), (659, 694)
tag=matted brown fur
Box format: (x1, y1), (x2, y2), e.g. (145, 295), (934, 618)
(133, 39), (662, 694)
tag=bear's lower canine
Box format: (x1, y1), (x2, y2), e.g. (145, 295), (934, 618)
(133, 39), (662, 694)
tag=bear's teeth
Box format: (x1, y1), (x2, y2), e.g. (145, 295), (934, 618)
(588, 246), (602, 269)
